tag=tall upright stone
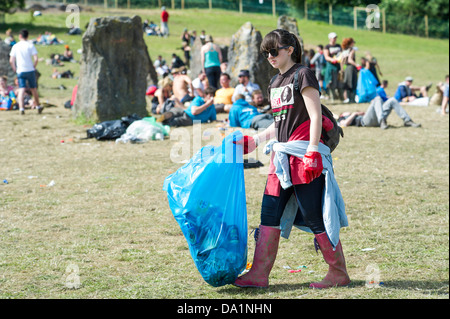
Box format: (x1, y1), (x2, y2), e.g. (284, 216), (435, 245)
(0, 42), (15, 85)
(226, 22), (277, 98)
(73, 16), (156, 122)
(189, 37), (204, 79)
(277, 15), (305, 64)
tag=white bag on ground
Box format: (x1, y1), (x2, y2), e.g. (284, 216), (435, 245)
(116, 120), (166, 143)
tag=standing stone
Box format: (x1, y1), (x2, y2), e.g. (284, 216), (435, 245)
(0, 42), (15, 85)
(189, 37), (204, 79)
(226, 22), (277, 97)
(277, 15), (305, 64)
(73, 16), (157, 122)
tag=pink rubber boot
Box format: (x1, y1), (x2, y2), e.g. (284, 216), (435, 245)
(234, 225), (280, 288)
(310, 232), (351, 289)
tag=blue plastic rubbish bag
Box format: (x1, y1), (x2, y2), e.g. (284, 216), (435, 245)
(163, 131), (248, 287)
(356, 68), (379, 103)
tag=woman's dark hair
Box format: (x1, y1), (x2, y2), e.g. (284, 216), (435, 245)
(261, 29), (302, 64)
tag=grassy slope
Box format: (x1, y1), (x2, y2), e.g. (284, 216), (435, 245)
(4, 7), (449, 98)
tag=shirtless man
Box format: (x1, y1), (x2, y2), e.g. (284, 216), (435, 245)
(152, 77), (184, 114)
(172, 66), (194, 104)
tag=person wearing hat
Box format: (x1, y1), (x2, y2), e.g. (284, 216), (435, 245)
(200, 35), (222, 90)
(231, 69), (261, 103)
(394, 76), (432, 103)
(323, 32), (342, 101)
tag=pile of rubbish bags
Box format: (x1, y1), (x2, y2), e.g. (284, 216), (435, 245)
(86, 114), (170, 143)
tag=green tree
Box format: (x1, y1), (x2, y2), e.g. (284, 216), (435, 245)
(380, 0), (449, 20)
(0, 0), (25, 14)
(284, 0), (379, 7)
(0, 0), (24, 24)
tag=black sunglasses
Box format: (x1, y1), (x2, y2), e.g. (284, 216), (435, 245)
(262, 45), (291, 59)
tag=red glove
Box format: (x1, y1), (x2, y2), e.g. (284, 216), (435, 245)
(303, 151), (323, 183)
(356, 65), (362, 71)
(233, 135), (258, 155)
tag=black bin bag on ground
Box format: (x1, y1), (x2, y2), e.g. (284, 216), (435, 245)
(86, 114), (142, 140)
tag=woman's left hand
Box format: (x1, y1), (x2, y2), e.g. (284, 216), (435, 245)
(303, 151), (323, 183)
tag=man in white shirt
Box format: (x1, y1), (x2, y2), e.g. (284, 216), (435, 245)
(191, 71), (206, 98)
(9, 29), (42, 115)
(232, 69), (261, 103)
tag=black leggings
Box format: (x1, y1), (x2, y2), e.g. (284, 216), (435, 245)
(261, 174), (326, 234)
(205, 66), (221, 89)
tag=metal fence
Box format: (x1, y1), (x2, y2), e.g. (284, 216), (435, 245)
(39, 0), (293, 16)
(28, 1), (449, 39)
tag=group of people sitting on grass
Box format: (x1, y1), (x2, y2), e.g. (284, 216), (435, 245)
(0, 75), (39, 111)
(147, 68), (274, 130)
(145, 64), (449, 131)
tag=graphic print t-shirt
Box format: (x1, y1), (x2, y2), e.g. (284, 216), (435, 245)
(325, 44), (342, 58)
(269, 64), (320, 142)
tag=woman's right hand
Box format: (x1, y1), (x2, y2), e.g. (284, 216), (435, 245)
(233, 135), (259, 155)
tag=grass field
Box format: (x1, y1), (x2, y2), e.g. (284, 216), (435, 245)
(0, 7), (449, 301)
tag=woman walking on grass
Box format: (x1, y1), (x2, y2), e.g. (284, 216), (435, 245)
(234, 29), (350, 289)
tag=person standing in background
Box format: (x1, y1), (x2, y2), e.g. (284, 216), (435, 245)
(323, 32), (342, 101)
(201, 35), (222, 90)
(160, 6), (169, 37)
(9, 29), (42, 115)
(340, 37), (359, 103)
(310, 45), (326, 95)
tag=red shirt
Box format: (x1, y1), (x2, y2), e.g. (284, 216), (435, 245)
(161, 11), (169, 22)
